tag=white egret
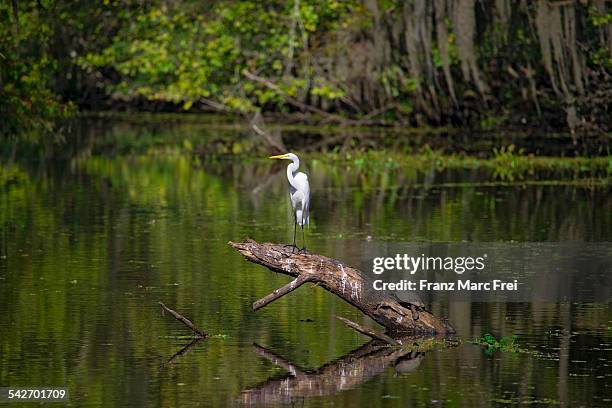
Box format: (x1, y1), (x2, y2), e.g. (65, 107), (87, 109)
(269, 153), (310, 252)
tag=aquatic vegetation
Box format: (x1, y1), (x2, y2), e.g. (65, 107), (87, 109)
(492, 397), (559, 405)
(491, 145), (527, 181)
(474, 334), (521, 354)
(313, 149), (611, 183)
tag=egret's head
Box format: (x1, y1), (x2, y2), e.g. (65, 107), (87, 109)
(268, 153), (298, 161)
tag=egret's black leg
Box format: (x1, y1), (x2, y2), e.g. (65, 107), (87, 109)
(298, 224), (308, 254)
(293, 217), (297, 250)
(284, 215), (298, 253)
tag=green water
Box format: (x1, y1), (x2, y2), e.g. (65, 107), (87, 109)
(1, 118), (611, 407)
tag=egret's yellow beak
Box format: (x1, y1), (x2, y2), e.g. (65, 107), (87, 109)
(268, 154), (289, 159)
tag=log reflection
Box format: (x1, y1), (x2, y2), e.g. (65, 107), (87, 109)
(240, 338), (446, 405)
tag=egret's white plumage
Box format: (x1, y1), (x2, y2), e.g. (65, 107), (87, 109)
(269, 152), (310, 249)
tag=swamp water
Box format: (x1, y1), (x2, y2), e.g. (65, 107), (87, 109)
(0, 117), (611, 407)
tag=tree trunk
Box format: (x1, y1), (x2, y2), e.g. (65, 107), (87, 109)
(229, 240), (454, 335)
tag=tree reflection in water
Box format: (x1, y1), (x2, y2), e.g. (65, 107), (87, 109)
(240, 338), (456, 406)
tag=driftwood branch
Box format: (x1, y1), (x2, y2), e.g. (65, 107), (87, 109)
(335, 316), (400, 345)
(159, 301), (207, 338)
(253, 275), (313, 311)
(229, 240), (454, 335)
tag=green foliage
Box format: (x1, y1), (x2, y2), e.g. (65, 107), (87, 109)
(588, 5), (612, 26)
(316, 145), (610, 184)
(475, 334), (521, 354)
(1, 0), (611, 137)
(492, 145), (528, 181)
(311, 80), (346, 100)
(480, 114), (508, 130)
(79, 0), (361, 111)
(0, 1), (75, 138)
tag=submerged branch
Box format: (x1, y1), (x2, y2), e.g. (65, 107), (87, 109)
(158, 301), (207, 338)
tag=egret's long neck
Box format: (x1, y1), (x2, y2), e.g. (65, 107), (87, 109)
(286, 158), (299, 189)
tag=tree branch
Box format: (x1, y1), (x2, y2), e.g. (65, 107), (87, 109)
(242, 70), (350, 123)
(335, 316), (400, 345)
(158, 301), (207, 338)
(253, 275), (312, 311)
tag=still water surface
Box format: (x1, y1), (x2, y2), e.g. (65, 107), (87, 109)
(0, 118), (611, 407)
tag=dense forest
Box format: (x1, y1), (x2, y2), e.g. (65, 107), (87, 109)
(1, 0), (611, 138)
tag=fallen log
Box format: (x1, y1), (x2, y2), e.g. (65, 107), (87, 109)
(229, 239), (454, 335)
